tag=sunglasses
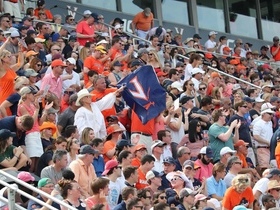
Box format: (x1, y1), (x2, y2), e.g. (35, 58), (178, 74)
(189, 84), (194, 86)
(159, 196), (167, 199)
(234, 162), (242, 165)
(53, 49), (61, 51)
(238, 178), (249, 183)
(64, 91), (74, 95)
(241, 106), (248, 108)
(37, 64), (42, 67)
(171, 177), (183, 182)
(148, 54), (153, 56)
(197, 124), (201, 127)
(199, 87), (206, 90)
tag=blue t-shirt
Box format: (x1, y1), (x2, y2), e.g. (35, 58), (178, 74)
(92, 155), (105, 177)
(206, 175), (226, 197)
(0, 116), (25, 146)
(6, 93), (20, 116)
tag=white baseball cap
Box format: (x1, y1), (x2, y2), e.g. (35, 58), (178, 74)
(220, 147), (236, 156)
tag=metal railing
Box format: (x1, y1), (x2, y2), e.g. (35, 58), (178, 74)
(0, 170), (77, 210)
(176, 53), (262, 89)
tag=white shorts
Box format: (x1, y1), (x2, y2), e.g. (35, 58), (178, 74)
(25, 131), (44, 158)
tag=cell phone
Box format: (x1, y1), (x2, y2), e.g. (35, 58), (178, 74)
(18, 38), (27, 48)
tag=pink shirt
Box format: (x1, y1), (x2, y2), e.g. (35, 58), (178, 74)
(17, 103), (39, 133)
(194, 159), (213, 182)
(40, 71), (62, 99)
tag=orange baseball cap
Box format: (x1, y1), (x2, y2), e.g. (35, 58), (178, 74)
(211, 72), (221, 78)
(223, 46), (231, 52)
(134, 144), (147, 152)
(234, 140), (249, 148)
(205, 53), (213, 59)
(230, 59), (239, 65)
(51, 59), (67, 67)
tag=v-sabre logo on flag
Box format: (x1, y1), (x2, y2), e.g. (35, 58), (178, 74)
(117, 65), (166, 124)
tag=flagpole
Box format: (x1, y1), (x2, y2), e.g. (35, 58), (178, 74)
(175, 54), (262, 90)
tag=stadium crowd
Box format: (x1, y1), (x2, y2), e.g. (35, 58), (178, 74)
(1, 0), (280, 210)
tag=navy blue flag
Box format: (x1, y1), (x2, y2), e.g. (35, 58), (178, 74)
(117, 65), (166, 124)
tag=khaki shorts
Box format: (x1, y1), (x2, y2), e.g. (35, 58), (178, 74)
(256, 148), (270, 169)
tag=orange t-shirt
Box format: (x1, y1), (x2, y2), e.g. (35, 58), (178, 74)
(109, 47), (128, 71)
(236, 152), (248, 168)
(76, 20), (95, 46)
(132, 12), (154, 31)
(271, 45), (280, 61)
(0, 69), (16, 116)
(84, 56), (104, 85)
(131, 158), (141, 168)
(34, 8), (53, 20)
(222, 186), (254, 210)
(91, 88), (117, 120)
(103, 140), (116, 163)
(135, 168), (148, 190)
(131, 111), (155, 135)
(275, 142), (280, 168)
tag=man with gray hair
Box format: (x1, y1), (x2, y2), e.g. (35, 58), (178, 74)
(224, 156), (242, 188)
(40, 149), (68, 184)
(174, 146), (191, 171)
(69, 145), (97, 198)
(57, 93), (78, 135)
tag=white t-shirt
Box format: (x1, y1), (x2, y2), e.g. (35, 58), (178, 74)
(252, 177), (269, 206)
(184, 63), (193, 81)
(252, 119), (273, 147)
(166, 117), (185, 144)
(107, 179), (123, 209)
(152, 155), (164, 173)
(204, 39), (216, 51)
(62, 70), (81, 92)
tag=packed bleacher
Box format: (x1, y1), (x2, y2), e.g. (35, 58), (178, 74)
(2, 0), (280, 210)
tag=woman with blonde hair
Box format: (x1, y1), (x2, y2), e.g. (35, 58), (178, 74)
(222, 174), (254, 210)
(79, 47), (90, 62)
(147, 50), (163, 72)
(80, 127), (95, 146)
(0, 41), (24, 112)
(0, 76), (29, 117)
(17, 86), (53, 172)
(66, 138), (80, 166)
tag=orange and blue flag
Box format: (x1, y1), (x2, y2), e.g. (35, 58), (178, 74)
(117, 65), (166, 124)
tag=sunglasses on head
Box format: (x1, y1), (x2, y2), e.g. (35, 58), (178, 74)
(238, 178), (249, 183)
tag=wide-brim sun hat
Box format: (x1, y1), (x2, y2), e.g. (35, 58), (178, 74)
(75, 89), (92, 106)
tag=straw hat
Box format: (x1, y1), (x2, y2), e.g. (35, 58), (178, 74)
(75, 89), (92, 106)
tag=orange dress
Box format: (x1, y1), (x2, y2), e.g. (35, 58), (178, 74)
(0, 69), (17, 116)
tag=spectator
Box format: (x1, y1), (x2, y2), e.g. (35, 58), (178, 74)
(0, 76), (29, 117)
(205, 31), (218, 52)
(0, 129), (28, 170)
(40, 149), (68, 184)
(69, 145), (97, 198)
(253, 168), (280, 205)
(58, 179), (85, 210)
(36, 136), (67, 176)
(135, 154), (155, 190)
(208, 109), (240, 163)
(146, 170), (162, 196)
(253, 107), (274, 171)
(160, 156), (176, 190)
(270, 36), (280, 62)
(62, 58), (81, 92)
(85, 177), (109, 209)
(57, 93), (78, 135)
(27, 178), (60, 210)
(102, 160), (123, 209)
(123, 165), (138, 187)
(131, 8), (154, 42)
(114, 187), (137, 210)
(224, 156), (242, 188)
(182, 160), (203, 193)
(131, 144), (147, 168)
(39, 121), (56, 150)
(262, 194), (276, 210)
(76, 13), (96, 46)
(206, 162), (226, 201)
(34, 0), (53, 22)
(266, 180), (280, 208)
(194, 146), (214, 182)
(222, 174), (254, 209)
(151, 140), (166, 173)
(65, 137), (80, 166)
(176, 188), (196, 210)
